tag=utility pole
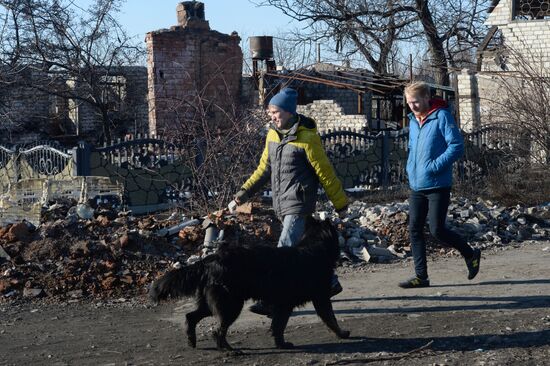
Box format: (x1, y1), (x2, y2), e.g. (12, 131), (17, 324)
(409, 54), (413, 82)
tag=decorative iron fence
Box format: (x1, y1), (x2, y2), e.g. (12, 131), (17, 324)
(0, 126), (527, 209)
(320, 128), (409, 189)
(84, 137), (193, 208)
(0, 144), (75, 194)
(321, 125), (528, 190)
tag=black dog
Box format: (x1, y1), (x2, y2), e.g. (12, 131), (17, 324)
(149, 218), (350, 351)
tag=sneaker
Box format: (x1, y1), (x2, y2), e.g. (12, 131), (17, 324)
(249, 301), (272, 317)
(466, 248), (481, 280)
(330, 281), (343, 297)
(398, 276), (430, 289)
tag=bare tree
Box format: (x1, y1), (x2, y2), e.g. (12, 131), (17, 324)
(273, 32), (316, 69)
(150, 65), (266, 214)
(0, 0), (143, 142)
(256, 0), (414, 74)
(482, 47), (550, 166)
(256, 0), (491, 85)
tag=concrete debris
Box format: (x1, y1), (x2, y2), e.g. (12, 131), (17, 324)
(0, 245), (11, 261)
(23, 288), (44, 298)
(360, 245), (397, 263)
(322, 197), (550, 262)
(1, 194), (549, 302)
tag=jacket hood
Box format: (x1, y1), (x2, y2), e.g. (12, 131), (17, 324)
(424, 98), (448, 119)
(421, 98), (448, 123)
(408, 98), (448, 125)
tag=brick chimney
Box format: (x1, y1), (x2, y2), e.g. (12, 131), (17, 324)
(146, 1), (243, 137)
(176, 1), (209, 29)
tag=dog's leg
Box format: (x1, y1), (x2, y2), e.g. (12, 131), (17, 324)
(312, 297), (350, 339)
(271, 305), (294, 349)
(207, 286), (243, 352)
(185, 297), (211, 348)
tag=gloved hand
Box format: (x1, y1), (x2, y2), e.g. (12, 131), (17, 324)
(227, 200), (238, 213)
(234, 189), (249, 204)
(336, 205), (348, 217)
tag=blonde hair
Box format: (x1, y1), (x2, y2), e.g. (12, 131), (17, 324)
(404, 81), (431, 98)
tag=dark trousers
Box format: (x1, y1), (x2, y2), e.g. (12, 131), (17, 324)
(409, 188), (474, 279)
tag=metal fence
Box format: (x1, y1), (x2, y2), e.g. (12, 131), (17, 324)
(0, 127), (524, 209)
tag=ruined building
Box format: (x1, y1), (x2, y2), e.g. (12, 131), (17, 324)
(0, 66), (149, 145)
(458, 0), (550, 132)
(146, 2), (243, 137)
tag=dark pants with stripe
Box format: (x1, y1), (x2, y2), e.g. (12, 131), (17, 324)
(409, 187), (474, 279)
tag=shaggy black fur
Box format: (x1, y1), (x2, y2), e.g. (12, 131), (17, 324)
(149, 217), (350, 351)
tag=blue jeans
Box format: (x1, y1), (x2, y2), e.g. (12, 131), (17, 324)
(278, 215), (306, 247)
(278, 215), (340, 287)
(409, 188), (474, 279)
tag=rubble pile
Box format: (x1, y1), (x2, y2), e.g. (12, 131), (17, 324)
(1, 195), (549, 302)
(0, 200), (277, 302)
(330, 196), (550, 263)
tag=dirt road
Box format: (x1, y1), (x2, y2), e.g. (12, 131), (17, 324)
(1, 241), (550, 366)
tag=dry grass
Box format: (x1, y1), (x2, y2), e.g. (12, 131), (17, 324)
(456, 165), (550, 206)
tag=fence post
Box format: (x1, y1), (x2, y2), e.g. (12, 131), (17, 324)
(75, 141), (92, 176)
(12, 144), (23, 184)
(382, 130), (390, 189)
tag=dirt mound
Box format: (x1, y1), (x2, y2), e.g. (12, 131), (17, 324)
(0, 202), (278, 302)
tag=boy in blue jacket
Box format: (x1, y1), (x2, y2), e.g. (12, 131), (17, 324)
(400, 81), (481, 288)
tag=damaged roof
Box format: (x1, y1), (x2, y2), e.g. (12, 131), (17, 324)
(266, 62), (408, 96)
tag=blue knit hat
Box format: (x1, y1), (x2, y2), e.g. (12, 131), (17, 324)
(269, 88), (297, 114)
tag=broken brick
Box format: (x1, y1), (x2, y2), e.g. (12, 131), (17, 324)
(236, 202), (253, 215)
(96, 215), (111, 227)
(101, 277), (117, 290)
(6, 223), (30, 243)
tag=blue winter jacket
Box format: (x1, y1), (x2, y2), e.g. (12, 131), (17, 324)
(406, 100), (464, 191)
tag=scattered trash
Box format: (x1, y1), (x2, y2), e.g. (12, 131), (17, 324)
(76, 203), (94, 220)
(155, 219), (200, 237)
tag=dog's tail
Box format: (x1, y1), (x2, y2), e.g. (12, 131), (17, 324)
(149, 261), (205, 303)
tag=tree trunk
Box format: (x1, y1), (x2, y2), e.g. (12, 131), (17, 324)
(415, 0), (449, 86)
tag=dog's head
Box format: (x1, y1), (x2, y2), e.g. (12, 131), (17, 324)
(301, 217), (340, 260)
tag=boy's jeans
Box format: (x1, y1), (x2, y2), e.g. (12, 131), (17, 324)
(409, 188), (474, 279)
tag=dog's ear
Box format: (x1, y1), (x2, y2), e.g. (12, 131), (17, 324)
(304, 215), (317, 230)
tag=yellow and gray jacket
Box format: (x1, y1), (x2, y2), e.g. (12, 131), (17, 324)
(241, 114), (348, 216)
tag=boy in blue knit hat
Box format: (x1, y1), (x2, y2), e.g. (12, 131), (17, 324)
(234, 87), (349, 316)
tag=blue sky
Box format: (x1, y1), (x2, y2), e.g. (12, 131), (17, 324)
(116, 0), (295, 42)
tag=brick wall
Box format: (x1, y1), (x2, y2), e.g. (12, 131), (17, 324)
(297, 100), (368, 133)
(485, 0), (550, 72)
(459, 0), (550, 130)
(146, 3), (242, 137)
(76, 66), (149, 139)
(300, 83), (371, 115)
(0, 68), (58, 144)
